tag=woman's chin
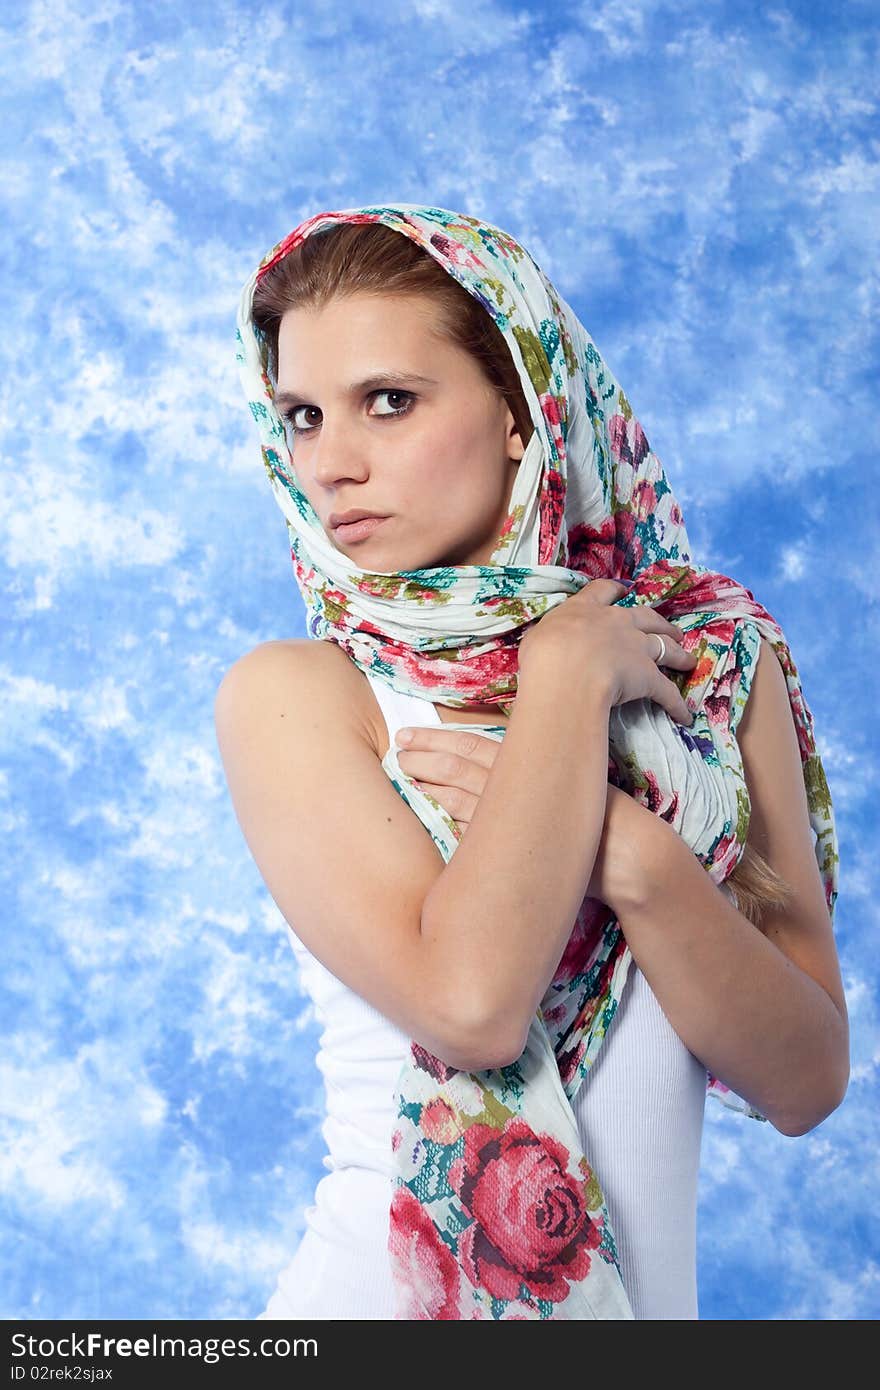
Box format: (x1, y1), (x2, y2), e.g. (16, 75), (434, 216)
(323, 528), (487, 572)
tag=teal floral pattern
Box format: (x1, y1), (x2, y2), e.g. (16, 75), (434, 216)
(235, 204), (839, 1320)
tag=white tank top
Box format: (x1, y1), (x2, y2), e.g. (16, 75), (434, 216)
(257, 672), (708, 1320)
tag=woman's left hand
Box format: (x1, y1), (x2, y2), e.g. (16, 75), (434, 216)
(394, 724), (499, 835)
(394, 724), (667, 915)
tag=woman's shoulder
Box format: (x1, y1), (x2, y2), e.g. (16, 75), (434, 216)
(218, 635), (358, 687)
(215, 638), (381, 755)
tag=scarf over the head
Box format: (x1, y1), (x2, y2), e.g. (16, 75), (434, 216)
(235, 203), (839, 1320)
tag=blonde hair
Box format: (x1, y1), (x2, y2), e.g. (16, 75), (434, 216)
(725, 841), (793, 930)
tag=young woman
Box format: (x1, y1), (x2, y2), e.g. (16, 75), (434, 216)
(217, 206), (848, 1320)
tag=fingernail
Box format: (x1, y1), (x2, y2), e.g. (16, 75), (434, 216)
(396, 728), (413, 745)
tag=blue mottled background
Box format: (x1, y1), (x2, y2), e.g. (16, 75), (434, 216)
(2, 0), (877, 1320)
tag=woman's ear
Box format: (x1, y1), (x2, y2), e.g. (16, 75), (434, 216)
(505, 407), (526, 462)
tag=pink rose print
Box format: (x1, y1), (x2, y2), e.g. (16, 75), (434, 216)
(608, 412), (650, 471)
(567, 506), (642, 579)
(420, 1098), (463, 1145)
(538, 469), (566, 565)
(410, 1041), (459, 1084)
(448, 1118), (601, 1303)
(388, 1186), (462, 1319)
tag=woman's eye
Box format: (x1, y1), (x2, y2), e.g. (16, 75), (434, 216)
(284, 389), (414, 437)
(287, 404), (320, 435)
(371, 389), (414, 418)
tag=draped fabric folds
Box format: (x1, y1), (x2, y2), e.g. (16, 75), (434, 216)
(235, 204), (838, 1320)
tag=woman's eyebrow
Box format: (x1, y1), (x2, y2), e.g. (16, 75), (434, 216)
(273, 372), (438, 412)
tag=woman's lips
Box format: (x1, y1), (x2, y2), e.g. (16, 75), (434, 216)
(331, 515), (389, 543)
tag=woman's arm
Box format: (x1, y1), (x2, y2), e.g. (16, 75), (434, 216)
(214, 638), (523, 1074)
(418, 655), (615, 1061)
(416, 576), (694, 1065)
(409, 635), (848, 1134)
(609, 637), (849, 1137)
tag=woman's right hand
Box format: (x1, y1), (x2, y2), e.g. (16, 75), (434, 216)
(517, 577), (698, 726)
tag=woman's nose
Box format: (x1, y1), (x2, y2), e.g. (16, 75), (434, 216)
(309, 422), (372, 488)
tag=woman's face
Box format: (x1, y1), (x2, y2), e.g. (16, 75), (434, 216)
(273, 291), (525, 570)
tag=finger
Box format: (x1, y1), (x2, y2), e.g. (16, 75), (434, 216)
(581, 577), (629, 604)
(413, 780), (479, 825)
(656, 674), (695, 726)
(659, 618), (697, 653)
(637, 612), (692, 647)
(398, 748), (490, 796)
(394, 725), (500, 768)
(653, 635), (698, 672)
(625, 601), (693, 649)
(633, 614), (697, 667)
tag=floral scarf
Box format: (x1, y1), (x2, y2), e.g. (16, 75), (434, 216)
(235, 204), (839, 1320)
